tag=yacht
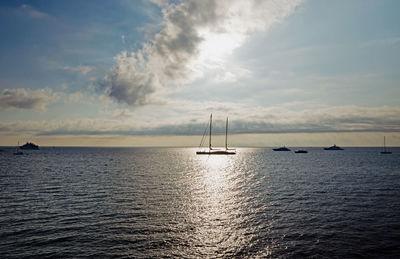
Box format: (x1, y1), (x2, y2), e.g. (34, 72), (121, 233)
(324, 144), (343, 150)
(20, 142), (39, 150)
(196, 114), (236, 155)
(273, 146), (291, 151)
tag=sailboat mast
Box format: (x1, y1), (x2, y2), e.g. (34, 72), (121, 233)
(225, 117), (228, 150)
(209, 114), (212, 150)
(384, 136), (386, 151)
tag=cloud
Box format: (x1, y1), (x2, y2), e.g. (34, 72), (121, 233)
(68, 91), (85, 103)
(0, 88), (59, 111)
(20, 4), (48, 19)
(61, 65), (96, 75)
(1, 104), (399, 136)
(101, 0), (304, 106)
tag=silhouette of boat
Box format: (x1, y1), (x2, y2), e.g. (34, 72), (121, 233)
(20, 142), (39, 150)
(294, 149), (308, 153)
(324, 144), (343, 150)
(381, 136), (392, 154)
(13, 141), (23, 155)
(273, 146), (291, 151)
(196, 114), (236, 155)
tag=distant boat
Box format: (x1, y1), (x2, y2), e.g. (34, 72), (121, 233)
(196, 114), (236, 155)
(273, 146), (291, 151)
(20, 142), (39, 150)
(381, 136), (392, 154)
(324, 144), (343, 150)
(13, 141), (23, 155)
(294, 149), (308, 153)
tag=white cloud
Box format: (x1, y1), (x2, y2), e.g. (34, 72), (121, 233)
(111, 109), (134, 118)
(68, 91), (85, 103)
(0, 88), (59, 111)
(101, 0), (304, 106)
(61, 65), (96, 75)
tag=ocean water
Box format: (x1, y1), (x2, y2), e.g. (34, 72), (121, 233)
(1, 147), (399, 258)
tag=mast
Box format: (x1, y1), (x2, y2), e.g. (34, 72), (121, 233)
(225, 117), (228, 150)
(209, 114), (212, 150)
(384, 136), (386, 151)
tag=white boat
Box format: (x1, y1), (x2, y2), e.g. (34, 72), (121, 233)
(196, 114), (236, 155)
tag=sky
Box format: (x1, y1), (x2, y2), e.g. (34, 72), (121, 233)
(0, 0), (399, 147)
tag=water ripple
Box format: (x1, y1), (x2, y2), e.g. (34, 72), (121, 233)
(0, 147), (399, 257)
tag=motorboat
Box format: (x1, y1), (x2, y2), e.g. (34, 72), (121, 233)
(324, 144), (343, 150)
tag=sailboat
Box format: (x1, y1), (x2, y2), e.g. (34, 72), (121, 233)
(196, 114), (236, 155)
(381, 136), (392, 154)
(13, 141), (23, 155)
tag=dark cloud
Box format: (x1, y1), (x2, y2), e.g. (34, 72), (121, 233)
(101, 1), (218, 106)
(0, 88), (58, 111)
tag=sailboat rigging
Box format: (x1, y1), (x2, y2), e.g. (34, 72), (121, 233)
(196, 114), (236, 155)
(381, 136), (392, 154)
(13, 141), (23, 155)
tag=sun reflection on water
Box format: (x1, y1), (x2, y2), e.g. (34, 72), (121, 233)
(184, 152), (256, 256)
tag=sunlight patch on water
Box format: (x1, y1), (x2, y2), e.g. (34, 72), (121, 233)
(185, 154), (255, 256)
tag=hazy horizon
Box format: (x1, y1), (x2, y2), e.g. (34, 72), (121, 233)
(2, 132), (399, 147)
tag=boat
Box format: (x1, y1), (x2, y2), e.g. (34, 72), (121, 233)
(324, 144), (343, 150)
(13, 150), (23, 155)
(196, 114), (236, 155)
(381, 136), (392, 154)
(13, 141), (23, 155)
(273, 146), (291, 151)
(294, 149), (308, 153)
(20, 142), (39, 150)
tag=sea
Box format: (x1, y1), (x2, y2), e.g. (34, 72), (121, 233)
(1, 147), (399, 258)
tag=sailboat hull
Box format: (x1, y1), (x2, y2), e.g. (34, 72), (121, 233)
(196, 150), (236, 155)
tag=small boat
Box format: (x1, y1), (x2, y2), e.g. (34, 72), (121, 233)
(324, 144), (343, 150)
(20, 142), (39, 150)
(273, 146), (291, 151)
(294, 149), (308, 153)
(196, 114), (236, 155)
(14, 150), (23, 155)
(381, 136), (392, 154)
(13, 141), (23, 155)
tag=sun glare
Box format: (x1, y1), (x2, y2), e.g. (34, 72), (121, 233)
(197, 30), (244, 66)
